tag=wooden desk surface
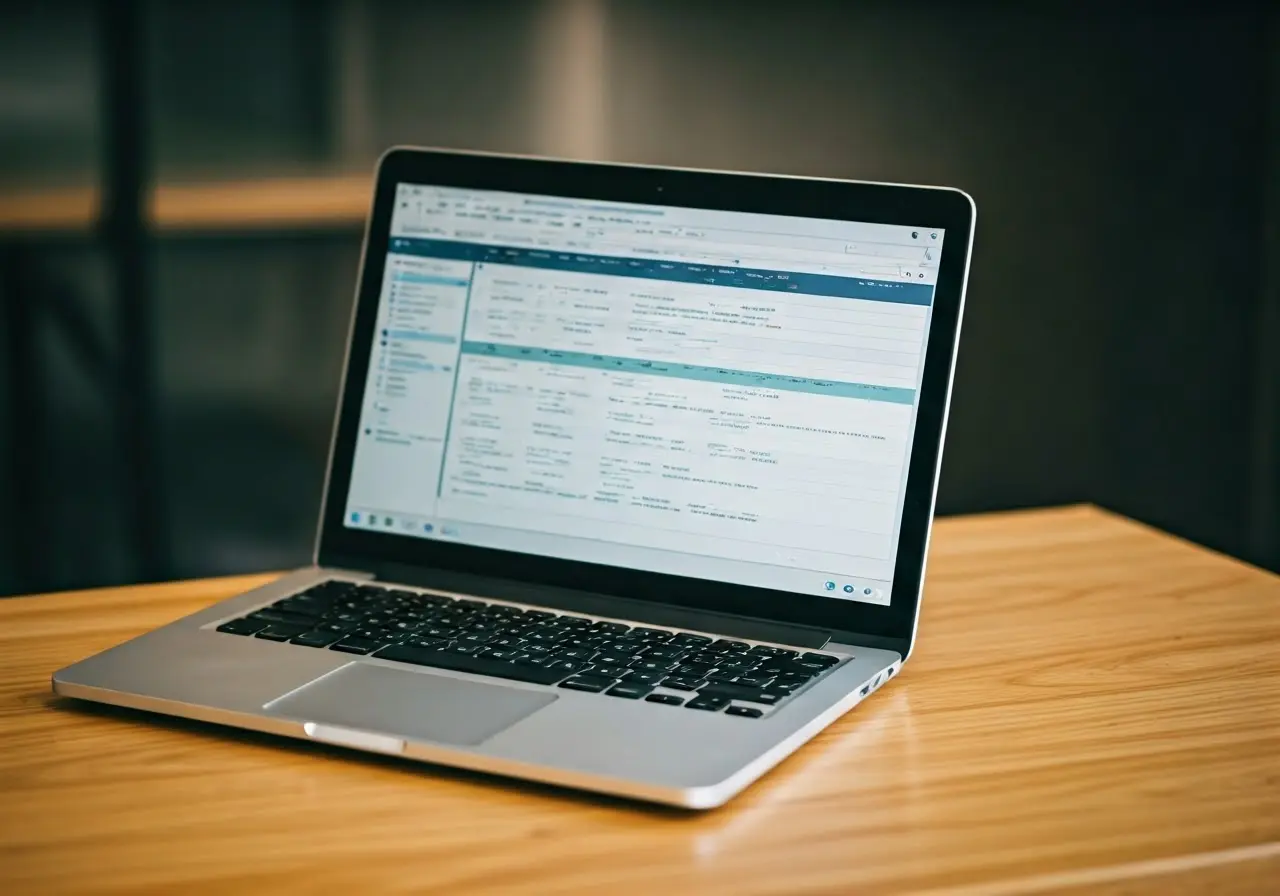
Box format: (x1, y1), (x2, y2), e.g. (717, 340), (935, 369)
(2, 506), (1278, 894)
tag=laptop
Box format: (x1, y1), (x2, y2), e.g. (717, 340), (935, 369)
(53, 148), (975, 808)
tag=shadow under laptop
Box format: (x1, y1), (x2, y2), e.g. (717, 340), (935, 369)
(45, 685), (916, 837)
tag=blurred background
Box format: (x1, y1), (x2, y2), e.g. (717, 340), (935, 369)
(0, 0), (1276, 597)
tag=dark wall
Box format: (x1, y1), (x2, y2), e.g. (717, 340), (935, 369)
(0, 2), (1276, 597)
(595, 5), (1276, 565)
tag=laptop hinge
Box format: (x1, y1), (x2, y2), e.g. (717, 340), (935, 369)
(339, 559), (834, 650)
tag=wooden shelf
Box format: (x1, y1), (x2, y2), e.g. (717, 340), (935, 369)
(0, 174), (373, 235)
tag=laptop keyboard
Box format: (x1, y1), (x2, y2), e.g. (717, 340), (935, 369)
(215, 580), (844, 717)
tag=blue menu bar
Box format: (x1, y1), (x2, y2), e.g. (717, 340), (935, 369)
(460, 341), (916, 404)
(388, 237), (933, 306)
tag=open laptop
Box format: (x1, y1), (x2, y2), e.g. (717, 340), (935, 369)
(53, 148), (975, 808)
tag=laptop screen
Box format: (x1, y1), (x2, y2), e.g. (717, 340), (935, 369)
(343, 184), (943, 607)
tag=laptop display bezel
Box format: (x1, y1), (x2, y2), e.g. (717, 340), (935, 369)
(317, 147), (974, 649)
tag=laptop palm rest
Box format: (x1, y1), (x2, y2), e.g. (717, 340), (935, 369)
(264, 663), (557, 747)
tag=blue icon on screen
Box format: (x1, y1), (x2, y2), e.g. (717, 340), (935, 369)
(843, 584), (855, 593)
(423, 523), (434, 533)
(863, 587), (875, 597)
(824, 581), (836, 591)
(350, 512), (360, 523)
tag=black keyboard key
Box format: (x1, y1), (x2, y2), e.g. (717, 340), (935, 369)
(372, 645), (569, 685)
(591, 663), (630, 679)
(760, 662), (818, 678)
(735, 676), (773, 689)
(559, 647), (597, 661)
(801, 652), (840, 667)
(558, 675), (615, 693)
(405, 637), (450, 650)
(596, 652), (639, 667)
(523, 610), (557, 621)
(645, 693), (684, 706)
(487, 635), (525, 649)
(457, 632), (495, 645)
(675, 663), (714, 678)
(316, 621), (358, 636)
(712, 640), (750, 653)
(248, 609), (316, 626)
(630, 658), (678, 674)
(769, 667), (808, 681)
(330, 637), (382, 655)
(689, 651), (726, 665)
(541, 659), (591, 677)
(624, 670), (665, 686)
(605, 683), (652, 699)
(642, 647), (688, 661)
(686, 695), (729, 712)
(632, 627), (671, 641)
(698, 684), (783, 705)
(483, 648), (531, 663)
(776, 669), (817, 683)
(525, 630), (568, 644)
(747, 647), (793, 660)
(485, 604), (523, 616)
(255, 624), (311, 642)
(290, 630), (344, 648)
(217, 618), (266, 636)
(590, 621), (630, 634)
(670, 633), (712, 647)
(661, 677), (705, 691)
(273, 599), (328, 618)
(705, 669), (740, 683)
(451, 644), (485, 656)
(725, 705), (764, 718)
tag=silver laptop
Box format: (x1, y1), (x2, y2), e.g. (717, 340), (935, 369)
(54, 148), (975, 808)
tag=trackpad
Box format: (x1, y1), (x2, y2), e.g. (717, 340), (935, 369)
(265, 662), (557, 747)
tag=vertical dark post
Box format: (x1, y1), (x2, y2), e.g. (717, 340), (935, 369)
(99, 0), (167, 582)
(1, 248), (46, 592)
(1254, 6), (1280, 570)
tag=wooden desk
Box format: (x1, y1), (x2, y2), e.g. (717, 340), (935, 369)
(2, 506), (1278, 894)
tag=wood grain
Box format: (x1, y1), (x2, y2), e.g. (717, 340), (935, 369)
(0, 175), (371, 234)
(2, 506), (1278, 895)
